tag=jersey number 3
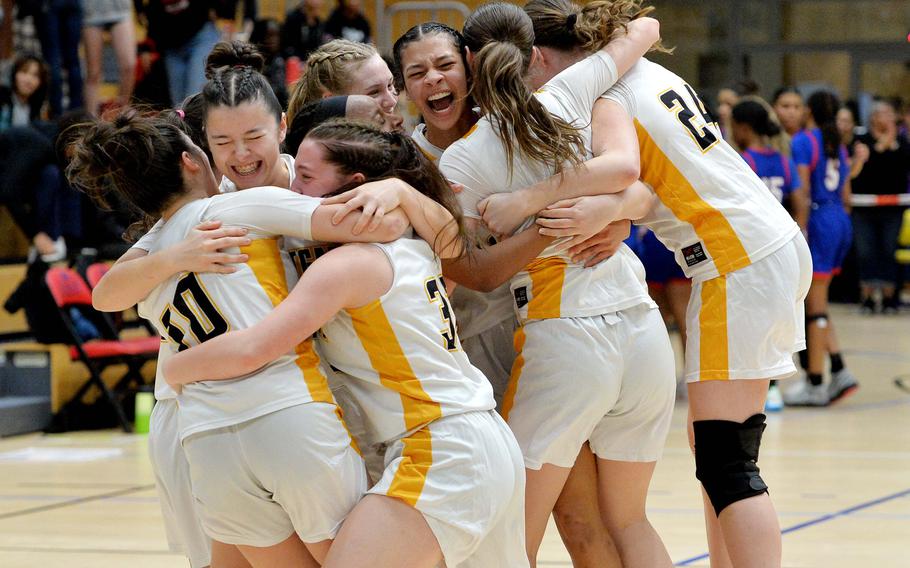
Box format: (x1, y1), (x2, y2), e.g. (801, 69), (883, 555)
(660, 84), (720, 152)
(160, 273), (229, 351)
(425, 276), (457, 351)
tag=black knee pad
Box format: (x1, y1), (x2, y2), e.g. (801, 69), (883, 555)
(693, 413), (769, 516)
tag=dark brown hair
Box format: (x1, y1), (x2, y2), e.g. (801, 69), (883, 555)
(462, 2), (586, 175)
(307, 120), (465, 255)
(392, 22), (469, 93)
(10, 53), (50, 121)
(203, 41), (283, 124)
(64, 111), (199, 219)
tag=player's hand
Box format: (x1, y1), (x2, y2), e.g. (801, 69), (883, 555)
(566, 220), (632, 267)
(477, 193), (530, 237)
(536, 195), (623, 250)
(323, 179), (406, 234)
(171, 220), (250, 274)
(852, 142), (870, 166)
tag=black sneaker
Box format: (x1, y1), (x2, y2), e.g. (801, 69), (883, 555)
(882, 295), (899, 314)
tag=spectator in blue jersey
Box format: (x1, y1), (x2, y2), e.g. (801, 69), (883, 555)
(850, 99), (910, 313)
(785, 90), (859, 408)
(732, 98), (804, 412)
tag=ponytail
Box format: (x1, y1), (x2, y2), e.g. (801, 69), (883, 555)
(807, 90), (841, 159)
(525, 0), (671, 54)
(463, 2), (585, 174)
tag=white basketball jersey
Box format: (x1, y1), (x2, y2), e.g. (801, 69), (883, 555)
(137, 188), (335, 440)
(601, 59), (799, 281)
(440, 50), (653, 322)
(318, 238), (496, 445)
(410, 124), (515, 340)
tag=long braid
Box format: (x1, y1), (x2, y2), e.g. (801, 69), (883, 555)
(287, 40), (377, 124)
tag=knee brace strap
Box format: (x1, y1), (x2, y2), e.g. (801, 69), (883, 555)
(806, 313), (829, 328)
(693, 413), (769, 516)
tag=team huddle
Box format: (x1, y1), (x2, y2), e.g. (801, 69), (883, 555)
(62, 1), (811, 567)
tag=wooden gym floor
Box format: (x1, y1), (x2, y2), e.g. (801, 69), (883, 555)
(0, 305), (908, 567)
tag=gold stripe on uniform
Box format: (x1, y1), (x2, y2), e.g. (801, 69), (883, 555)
(386, 428), (433, 507)
(634, 120), (752, 275)
(525, 256), (566, 320)
(500, 326), (527, 421)
(698, 276), (729, 380)
(348, 300), (443, 431)
(242, 239), (333, 403)
(349, 299), (442, 507)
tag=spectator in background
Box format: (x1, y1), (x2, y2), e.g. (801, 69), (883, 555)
(773, 86), (806, 138)
(851, 99), (910, 313)
(836, 104), (857, 148)
(324, 0), (370, 44)
(213, 0), (256, 41)
(715, 86), (739, 144)
(29, 0), (84, 117)
(0, 53), (49, 129)
(132, 39), (172, 108)
(136, 0), (220, 106)
(250, 18), (289, 108)
(82, 0), (137, 115)
(0, 125), (74, 261)
(282, 0), (327, 60)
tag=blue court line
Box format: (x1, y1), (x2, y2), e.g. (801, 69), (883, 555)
(673, 488), (910, 566)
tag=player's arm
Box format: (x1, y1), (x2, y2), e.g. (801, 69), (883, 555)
(92, 221), (251, 312)
(479, 98), (640, 236)
(842, 177), (853, 215)
(792, 165), (811, 232)
(164, 245), (392, 387)
(535, 181), (656, 251)
(603, 16), (660, 76)
(442, 219), (553, 293)
(321, 178), (463, 258)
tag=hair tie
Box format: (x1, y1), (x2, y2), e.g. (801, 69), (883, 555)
(176, 109), (185, 119)
(566, 13), (578, 31)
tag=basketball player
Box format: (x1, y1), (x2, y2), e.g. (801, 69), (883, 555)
(476, 2), (812, 565)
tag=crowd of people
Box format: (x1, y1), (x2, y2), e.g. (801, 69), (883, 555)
(1, 0), (909, 567)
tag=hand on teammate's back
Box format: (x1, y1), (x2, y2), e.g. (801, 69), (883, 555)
(173, 220), (251, 274)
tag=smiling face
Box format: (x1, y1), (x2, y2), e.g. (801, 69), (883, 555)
(400, 33), (470, 134)
(14, 60), (42, 101)
(205, 100), (288, 190)
(344, 54), (398, 115)
(291, 138), (360, 197)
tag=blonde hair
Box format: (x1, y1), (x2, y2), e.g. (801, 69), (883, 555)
(524, 0), (671, 55)
(286, 40), (378, 124)
(462, 2), (585, 175)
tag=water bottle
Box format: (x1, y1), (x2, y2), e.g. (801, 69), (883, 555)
(134, 391), (154, 434)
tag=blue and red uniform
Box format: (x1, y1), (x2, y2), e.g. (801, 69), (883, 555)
(630, 227), (688, 288)
(791, 127), (852, 278)
(741, 147), (800, 204)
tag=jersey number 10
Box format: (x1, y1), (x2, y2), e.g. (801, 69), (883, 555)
(660, 84), (721, 152)
(159, 273), (229, 351)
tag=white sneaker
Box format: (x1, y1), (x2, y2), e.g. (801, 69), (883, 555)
(783, 381), (829, 407)
(765, 385), (784, 412)
(828, 369), (859, 404)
